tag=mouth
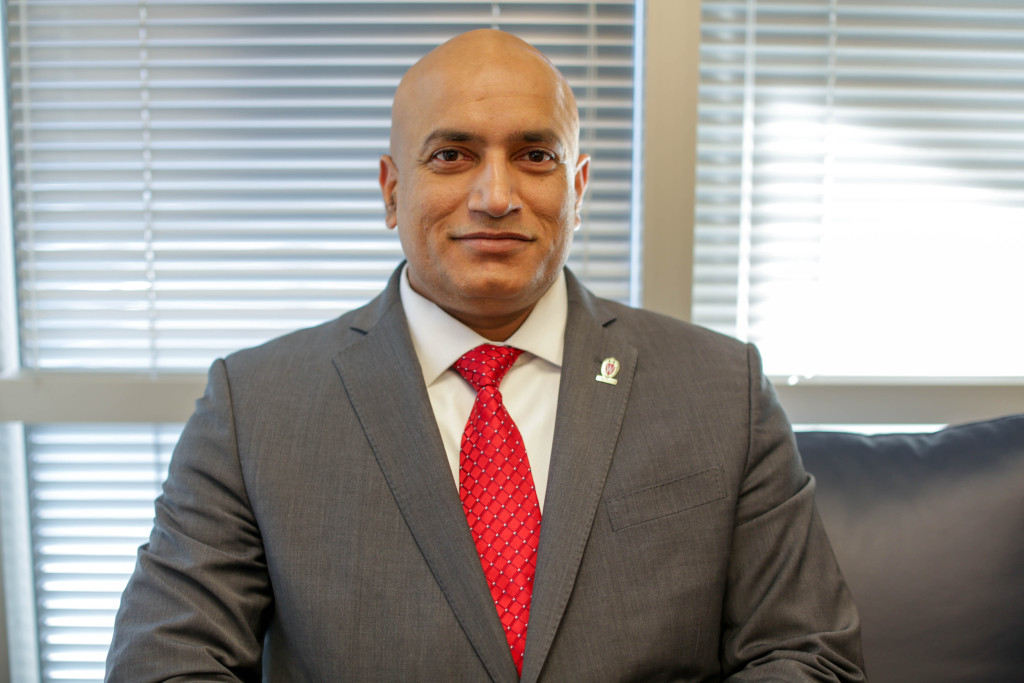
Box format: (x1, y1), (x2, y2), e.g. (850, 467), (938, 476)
(455, 231), (531, 241)
(453, 231), (534, 254)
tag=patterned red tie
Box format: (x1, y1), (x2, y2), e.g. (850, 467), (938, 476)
(454, 344), (542, 675)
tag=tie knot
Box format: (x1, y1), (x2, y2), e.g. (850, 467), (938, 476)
(454, 344), (522, 391)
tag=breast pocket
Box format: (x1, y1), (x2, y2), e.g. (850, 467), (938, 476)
(605, 466), (726, 531)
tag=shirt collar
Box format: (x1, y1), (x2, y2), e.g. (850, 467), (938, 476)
(400, 265), (567, 386)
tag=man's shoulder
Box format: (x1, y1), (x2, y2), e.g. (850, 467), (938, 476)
(221, 288), (395, 372)
(577, 287), (747, 358)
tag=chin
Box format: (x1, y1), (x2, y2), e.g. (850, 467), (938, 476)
(468, 270), (546, 295)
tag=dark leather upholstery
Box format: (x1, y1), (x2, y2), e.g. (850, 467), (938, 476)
(797, 414), (1024, 683)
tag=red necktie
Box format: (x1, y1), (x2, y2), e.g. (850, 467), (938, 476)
(454, 344), (542, 675)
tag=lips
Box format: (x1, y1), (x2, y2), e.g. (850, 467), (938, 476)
(455, 231), (531, 241)
(454, 231), (534, 254)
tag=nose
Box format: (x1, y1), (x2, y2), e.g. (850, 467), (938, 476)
(467, 157), (519, 218)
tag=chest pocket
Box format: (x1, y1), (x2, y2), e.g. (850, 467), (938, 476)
(605, 466), (726, 531)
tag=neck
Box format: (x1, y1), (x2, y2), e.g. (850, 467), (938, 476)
(445, 304), (536, 342)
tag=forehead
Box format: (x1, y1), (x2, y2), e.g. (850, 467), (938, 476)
(394, 50), (578, 153)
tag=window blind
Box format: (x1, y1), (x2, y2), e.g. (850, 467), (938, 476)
(4, 3), (640, 681)
(693, 0), (1024, 378)
(8, 0), (639, 371)
(23, 424), (177, 683)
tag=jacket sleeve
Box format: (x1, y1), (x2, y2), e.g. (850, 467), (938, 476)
(105, 359), (270, 683)
(720, 344), (865, 681)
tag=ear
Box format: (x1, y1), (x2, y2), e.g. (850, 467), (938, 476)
(379, 155), (399, 229)
(573, 153), (591, 226)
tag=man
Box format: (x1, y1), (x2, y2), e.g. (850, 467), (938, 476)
(106, 30), (864, 681)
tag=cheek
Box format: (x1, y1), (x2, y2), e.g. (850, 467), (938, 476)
(542, 171), (578, 216)
(406, 180), (464, 225)
(539, 183), (579, 237)
(524, 176), (573, 222)
(553, 217), (575, 258)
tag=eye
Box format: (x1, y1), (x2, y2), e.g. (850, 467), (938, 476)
(525, 150), (555, 164)
(517, 148), (560, 173)
(432, 149), (464, 163)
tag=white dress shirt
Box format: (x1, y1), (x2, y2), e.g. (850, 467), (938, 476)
(399, 266), (566, 511)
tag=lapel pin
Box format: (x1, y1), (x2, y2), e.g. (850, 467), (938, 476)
(596, 357), (620, 385)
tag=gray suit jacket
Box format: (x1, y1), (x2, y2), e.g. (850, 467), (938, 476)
(107, 267), (863, 682)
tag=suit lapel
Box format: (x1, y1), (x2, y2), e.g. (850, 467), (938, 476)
(332, 273), (519, 683)
(520, 274), (637, 683)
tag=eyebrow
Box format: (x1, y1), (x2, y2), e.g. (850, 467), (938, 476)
(418, 128), (564, 156)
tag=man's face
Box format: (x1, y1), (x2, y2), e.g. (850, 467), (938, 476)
(380, 33), (589, 338)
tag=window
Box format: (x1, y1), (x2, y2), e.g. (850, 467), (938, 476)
(8, 1), (639, 372)
(1, 3), (641, 681)
(694, 0), (1024, 380)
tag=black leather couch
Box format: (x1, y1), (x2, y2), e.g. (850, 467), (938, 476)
(797, 413), (1024, 683)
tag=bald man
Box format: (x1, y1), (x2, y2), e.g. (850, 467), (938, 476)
(106, 31), (864, 682)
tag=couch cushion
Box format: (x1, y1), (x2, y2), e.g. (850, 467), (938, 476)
(797, 414), (1024, 683)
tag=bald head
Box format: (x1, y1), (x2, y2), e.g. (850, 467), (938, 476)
(390, 29), (581, 162)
